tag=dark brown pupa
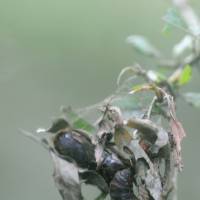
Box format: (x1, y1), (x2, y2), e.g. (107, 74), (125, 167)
(110, 168), (134, 200)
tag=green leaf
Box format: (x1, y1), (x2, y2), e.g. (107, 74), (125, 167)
(126, 35), (160, 57)
(163, 8), (188, 32)
(178, 65), (192, 85)
(183, 92), (200, 107)
(63, 107), (96, 133)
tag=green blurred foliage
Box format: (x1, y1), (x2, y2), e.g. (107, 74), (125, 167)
(178, 65), (192, 86)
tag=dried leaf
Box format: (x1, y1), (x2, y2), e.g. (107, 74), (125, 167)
(130, 84), (153, 94)
(145, 170), (162, 200)
(127, 118), (169, 154)
(51, 152), (83, 200)
(168, 96), (186, 168)
(170, 119), (186, 167)
(114, 125), (132, 149)
(47, 118), (70, 133)
(134, 158), (161, 200)
(128, 140), (154, 171)
(154, 127), (169, 153)
(130, 84), (163, 102)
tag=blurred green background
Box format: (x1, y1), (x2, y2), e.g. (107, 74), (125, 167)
(0, 0), (200, 199)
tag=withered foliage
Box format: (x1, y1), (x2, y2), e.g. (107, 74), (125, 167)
(23, 65), (187, 200)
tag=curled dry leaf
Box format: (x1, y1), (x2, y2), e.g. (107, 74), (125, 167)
(145, 170), (162, 200)
(126, 117), (169, 153)
(51, 152), (83, 200)
(128, 139), (154, 170)
(170, 119), (186, 168)
(167, 96), (186, 169)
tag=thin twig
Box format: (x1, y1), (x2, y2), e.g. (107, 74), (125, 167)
(146, 96), (158, 119)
